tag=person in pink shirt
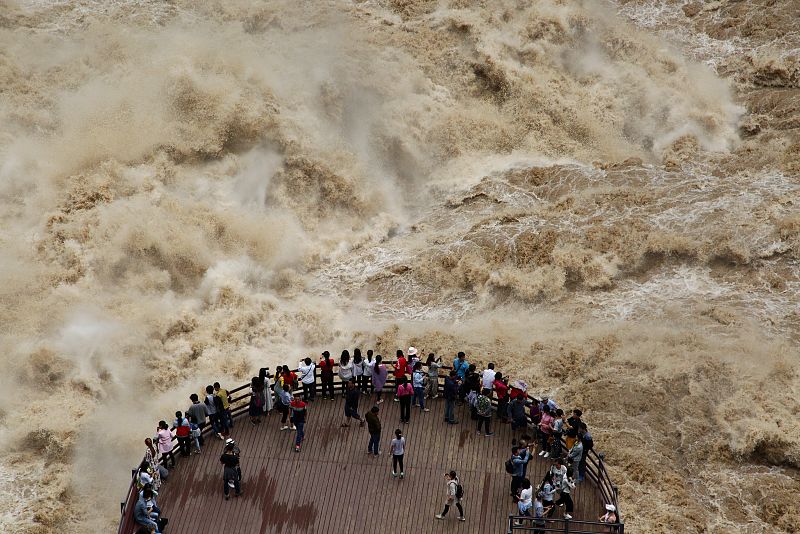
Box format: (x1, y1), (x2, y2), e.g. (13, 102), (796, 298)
(537, 407), (554, 458)
(397, 376), (413, 424)
(156, 420), (175, 468)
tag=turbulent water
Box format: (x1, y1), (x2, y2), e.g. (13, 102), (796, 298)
(0, 0), (798, 532)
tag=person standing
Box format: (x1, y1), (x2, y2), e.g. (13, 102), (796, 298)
(510, 446), (530, 498)
(319, 352), (335, 400)
(493, 373), (509, 423)
(248, 380), (264, 425)
(411, 362), (429, 412)
(259, 367), (274, 414)
(372, 355), (388, 404)
(481, 363), (496, 395)
(443, 370), (460, 424)
(565, 409), (583, 450)
(186, 394), (210, 445)
(364, 350), (376, 394)
(173, 411), (191, 457)
(453, 352), (469, 381)
(341, 379), (365, 427)
(365, 405), (381, 456)
(205, 385), (223, 439)
(220, 442), (241, 500)
(214, 382), (233, 432)
(435, 471), (465, 521)
(290, 396), (307, 452)
(298, 357), (316, 402)
(425, 353), (441, 398)
(510, 395), (527, 433)
(143, 438), (165, 489)
(277, 382), (294, 431)
(539, 473), (557, 517)
(538, 406), (554, 458)
(390, 428), (406, 478)
(579, 424), (593, 482)
(533, 493), (547, 534)
(567, 434), (584, 478)
(475, 391), (494, 436)
(353, 349), (365, 392)
(155, 421), (175, 468)
(549, 457), (567, 485)
(392, 350), (407, 401)
(516, 478), (533, 519)
(551, 409), (566, 458)
(556, 467), (576, 520)
(396, 376), (413, 424)
(338, 350), (353, 397)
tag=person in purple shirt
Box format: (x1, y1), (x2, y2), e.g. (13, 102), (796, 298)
(372, 355), (389, 404)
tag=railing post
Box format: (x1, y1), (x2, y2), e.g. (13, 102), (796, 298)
(564, 516), (569, 534)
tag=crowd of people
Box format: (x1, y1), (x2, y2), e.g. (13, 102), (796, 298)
(130, 347), (619, 533)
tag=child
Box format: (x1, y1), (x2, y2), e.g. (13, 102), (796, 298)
(189, 416), (202, 454)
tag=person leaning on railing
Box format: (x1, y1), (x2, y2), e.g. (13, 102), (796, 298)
(318, 351), (335, 400)
(298, 357), (316, 402)
(338, 350), (353, 396)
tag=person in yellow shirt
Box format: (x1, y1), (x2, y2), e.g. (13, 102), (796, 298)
(214, 382), (233, 432)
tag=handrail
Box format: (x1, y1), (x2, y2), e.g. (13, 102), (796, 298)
(118, 360), (622, 533)
(506, 515), (624, 534)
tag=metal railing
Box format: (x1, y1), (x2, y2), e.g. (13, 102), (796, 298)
(506, 516), (624, 533)
(117, 361), (623, 533)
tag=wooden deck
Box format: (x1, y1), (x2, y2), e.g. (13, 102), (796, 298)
(151, 395), (604, 534)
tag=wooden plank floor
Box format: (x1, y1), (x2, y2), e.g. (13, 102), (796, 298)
(150, 395), (603, 534)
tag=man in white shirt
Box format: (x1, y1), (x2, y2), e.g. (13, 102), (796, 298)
(298, 357), (316, 401)
(481, 363), (496, 395)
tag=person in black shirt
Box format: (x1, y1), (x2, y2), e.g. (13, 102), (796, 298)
(341, 379), (365, 427)
(220, 442), (241, 499)
(443, 370), (460, 424)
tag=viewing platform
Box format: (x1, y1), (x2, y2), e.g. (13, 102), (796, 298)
(118, 368), (623, 533)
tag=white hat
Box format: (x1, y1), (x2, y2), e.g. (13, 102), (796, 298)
(408, 347), (418, 356)
(605, 504), (616, 512)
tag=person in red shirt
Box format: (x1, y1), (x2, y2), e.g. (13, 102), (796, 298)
(282, 367), (298, 389)
(493, 372), (509, 423)
(392, 349), (407, 402)
(319, 351), (335, 400)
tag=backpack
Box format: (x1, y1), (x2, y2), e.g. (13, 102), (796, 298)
(455, 482), (464, 499)
(504, 458), (515, 474)
(476, 395), (491, 416)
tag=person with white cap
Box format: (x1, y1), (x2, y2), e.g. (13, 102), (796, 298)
(599, 503), (618, 524)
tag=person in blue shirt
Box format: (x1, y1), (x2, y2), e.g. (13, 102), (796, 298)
(510, 446), (531, 497)
(134, 488), (160, 532)
(412, 362), (429, 412)
(453, 352), (469, 380)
